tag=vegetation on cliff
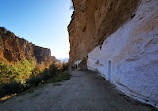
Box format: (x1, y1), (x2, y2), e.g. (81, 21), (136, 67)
(0, 27), (51, 70)
(0, 59), (36, 85)
(0, 60), (69, 99)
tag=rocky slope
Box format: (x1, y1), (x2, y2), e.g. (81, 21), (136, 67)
(0, 27), (51, 69)
(68, 0), (158, 108)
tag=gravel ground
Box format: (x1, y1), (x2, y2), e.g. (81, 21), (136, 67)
(0, 70), (156, 111)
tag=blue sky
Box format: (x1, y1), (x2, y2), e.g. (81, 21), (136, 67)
(0, 0), (73, 59)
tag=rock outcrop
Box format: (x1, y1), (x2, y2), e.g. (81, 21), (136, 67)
(0, 27), (51, 69)
(68, 0), (141, 67)
(68, 0), (158, 108)
(51, 56), (61, 64)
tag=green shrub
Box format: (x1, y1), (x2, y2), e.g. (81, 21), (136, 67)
(62, 63), (69, 71)
(49, 63), (60, 74)
(0, 82), (24, 98)
(0, 59), (37, 85)
(15, 59), (36, 83)
(0, 59), (70, 98)
(0, 62), (10, 74)
(29, 59), (36, 71)
(46, 71), (70, 83)
(0, 62), (13, 84)
(26, 77), (42, 87)
(41, 73), (52, 81)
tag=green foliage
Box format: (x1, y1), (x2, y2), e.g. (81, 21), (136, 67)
(16, 59), (36, 83)
(29, 59), (36, 70)
(41, 73), (52, 81)
(15, 59), (33, 83)
(0, 59), (36, 84)
(0, 62), (13, 84)
(0, 59), (70, 99)
(0, 62), (10, 74)
(26, 76), (42, 87)
(62, 63), (69, 71)
(49, 62), (60, 74)
(46, 71), (70, 83)
(0, 81), (24, 98)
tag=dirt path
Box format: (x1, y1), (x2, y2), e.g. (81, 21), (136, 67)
(0, 71), (155, 111)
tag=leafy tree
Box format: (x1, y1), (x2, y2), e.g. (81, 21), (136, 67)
(0, 62), (10, 74)
(49, 62), (59, 75)
(29, 58), (36, 71)
(15, 59), (36, 83)
(0, 62), (12, 84)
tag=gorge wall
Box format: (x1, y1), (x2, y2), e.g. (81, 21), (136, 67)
(0, 27), (51, 69)
(68, 0), (158, 108)
(68, 0), (141, 65)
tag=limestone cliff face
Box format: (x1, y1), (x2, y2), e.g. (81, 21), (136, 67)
(33, 45), (51, 68)
(0, 27), (51, 69)
(69, 0), (158, 108)
(68, 0), (140, 65)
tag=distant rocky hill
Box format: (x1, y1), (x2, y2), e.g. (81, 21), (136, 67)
(0, 27), (51, 69)
(51, 56), (61, 63)
(59, 58), (69, 63)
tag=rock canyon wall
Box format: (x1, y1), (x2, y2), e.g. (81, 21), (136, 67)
(68, 0), (158, 108)
(0, 27), (51, 69)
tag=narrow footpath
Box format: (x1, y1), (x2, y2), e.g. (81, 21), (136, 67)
(0, 71), (156, 111)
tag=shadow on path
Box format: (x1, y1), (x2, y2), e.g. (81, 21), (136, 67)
(0, 70), (157, 111)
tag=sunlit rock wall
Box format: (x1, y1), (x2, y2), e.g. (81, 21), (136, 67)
(68, 0), (140, 68)
(0, 27), (51, 69)
(87, 0), (158, 108)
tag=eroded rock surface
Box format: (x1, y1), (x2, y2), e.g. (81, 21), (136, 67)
(0, 27), (51, 69)
(68, 0), (141, 66)
(68, 0), (158, 108)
